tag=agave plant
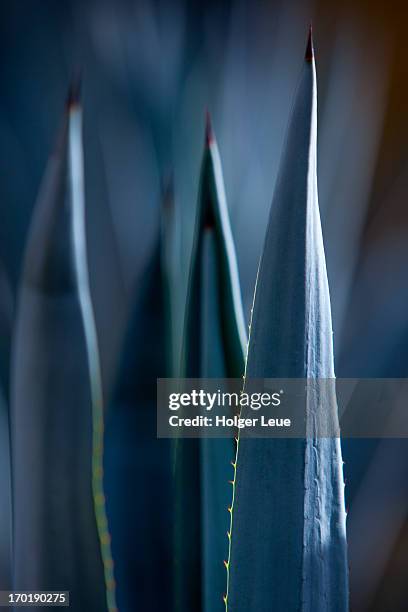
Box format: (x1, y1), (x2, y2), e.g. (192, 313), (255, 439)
(11, 84), (116, 612)
(175, 114), (247, 612)
(226, 30), (349, 611)
(6, 12), (402, 612)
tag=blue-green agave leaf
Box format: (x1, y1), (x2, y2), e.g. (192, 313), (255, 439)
(183, 114), (247, 378)
(104, 184), (174, 611)
(175, 115), (247, 612)
(0, 263), (13, 590)
(227, 30), (348, 612)
(0, 261), (13, 398)
(11, 84), (115, 612)
(0, 388), (11, 591)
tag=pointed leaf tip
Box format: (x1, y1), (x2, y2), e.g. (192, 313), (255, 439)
(305, 24), (314, 62)
(205, 110), (214, 147)
(66, 72), (82, 110)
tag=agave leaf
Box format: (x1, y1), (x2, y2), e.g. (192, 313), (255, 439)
(183, 114), (247, 377)
(84, 128), (128, 401)
(227, 30), (348, 611)
(318, 25), (388, 349)
(11, 85), (115, 612)
(347, 437), (408, 610)
(0, 389), (11, 591)
(161, 173), (180, 375)
(0, 261), (13, 398)
(104, 185), (174, 611)
(0, 262), (13, 590)
(175, 115), (247, 612)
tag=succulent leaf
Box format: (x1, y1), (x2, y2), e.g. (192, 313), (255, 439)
(227, 29), (349, 612)
(104, 225), (174, 611)
(11, 88), (115, 612)
(0, 389), (11, 591)
(175, 116), (247, 612)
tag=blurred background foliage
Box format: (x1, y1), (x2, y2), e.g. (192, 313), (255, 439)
(0, 0), (408, 610)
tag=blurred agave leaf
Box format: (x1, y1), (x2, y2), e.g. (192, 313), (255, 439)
(11, 86), (114, 612)
(0, 5), (69, 286)
(161, 173), (184, 374)
(339, 175), (408, 378)
(0, 259), (14, 397)
(0, 114), (41, 287)
(0, 389), (11, 591)
(227, 32), (348, 611)
(175, 115), (247, 612)
(89, 0), (185, 107)
(318, 22), (389, 352)
(369, 511), (408, 612)
(0, 260), (13, 591)
(98, 110), (160, 294)
(347, 437), (408, 611)
(338, 222), (408, 609)
(338, 233), (408, 518)
(88, 0), (186, 168)
(104, 184), (175, 611)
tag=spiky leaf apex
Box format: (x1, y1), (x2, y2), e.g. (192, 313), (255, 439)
(305, 24), (314, 62)
(205, 110), (215, 147)
(183, 112), (247, 377)
(23, 76), (85, 294)
(227, 30), (348, 612)
(65, 69), (82, 110)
